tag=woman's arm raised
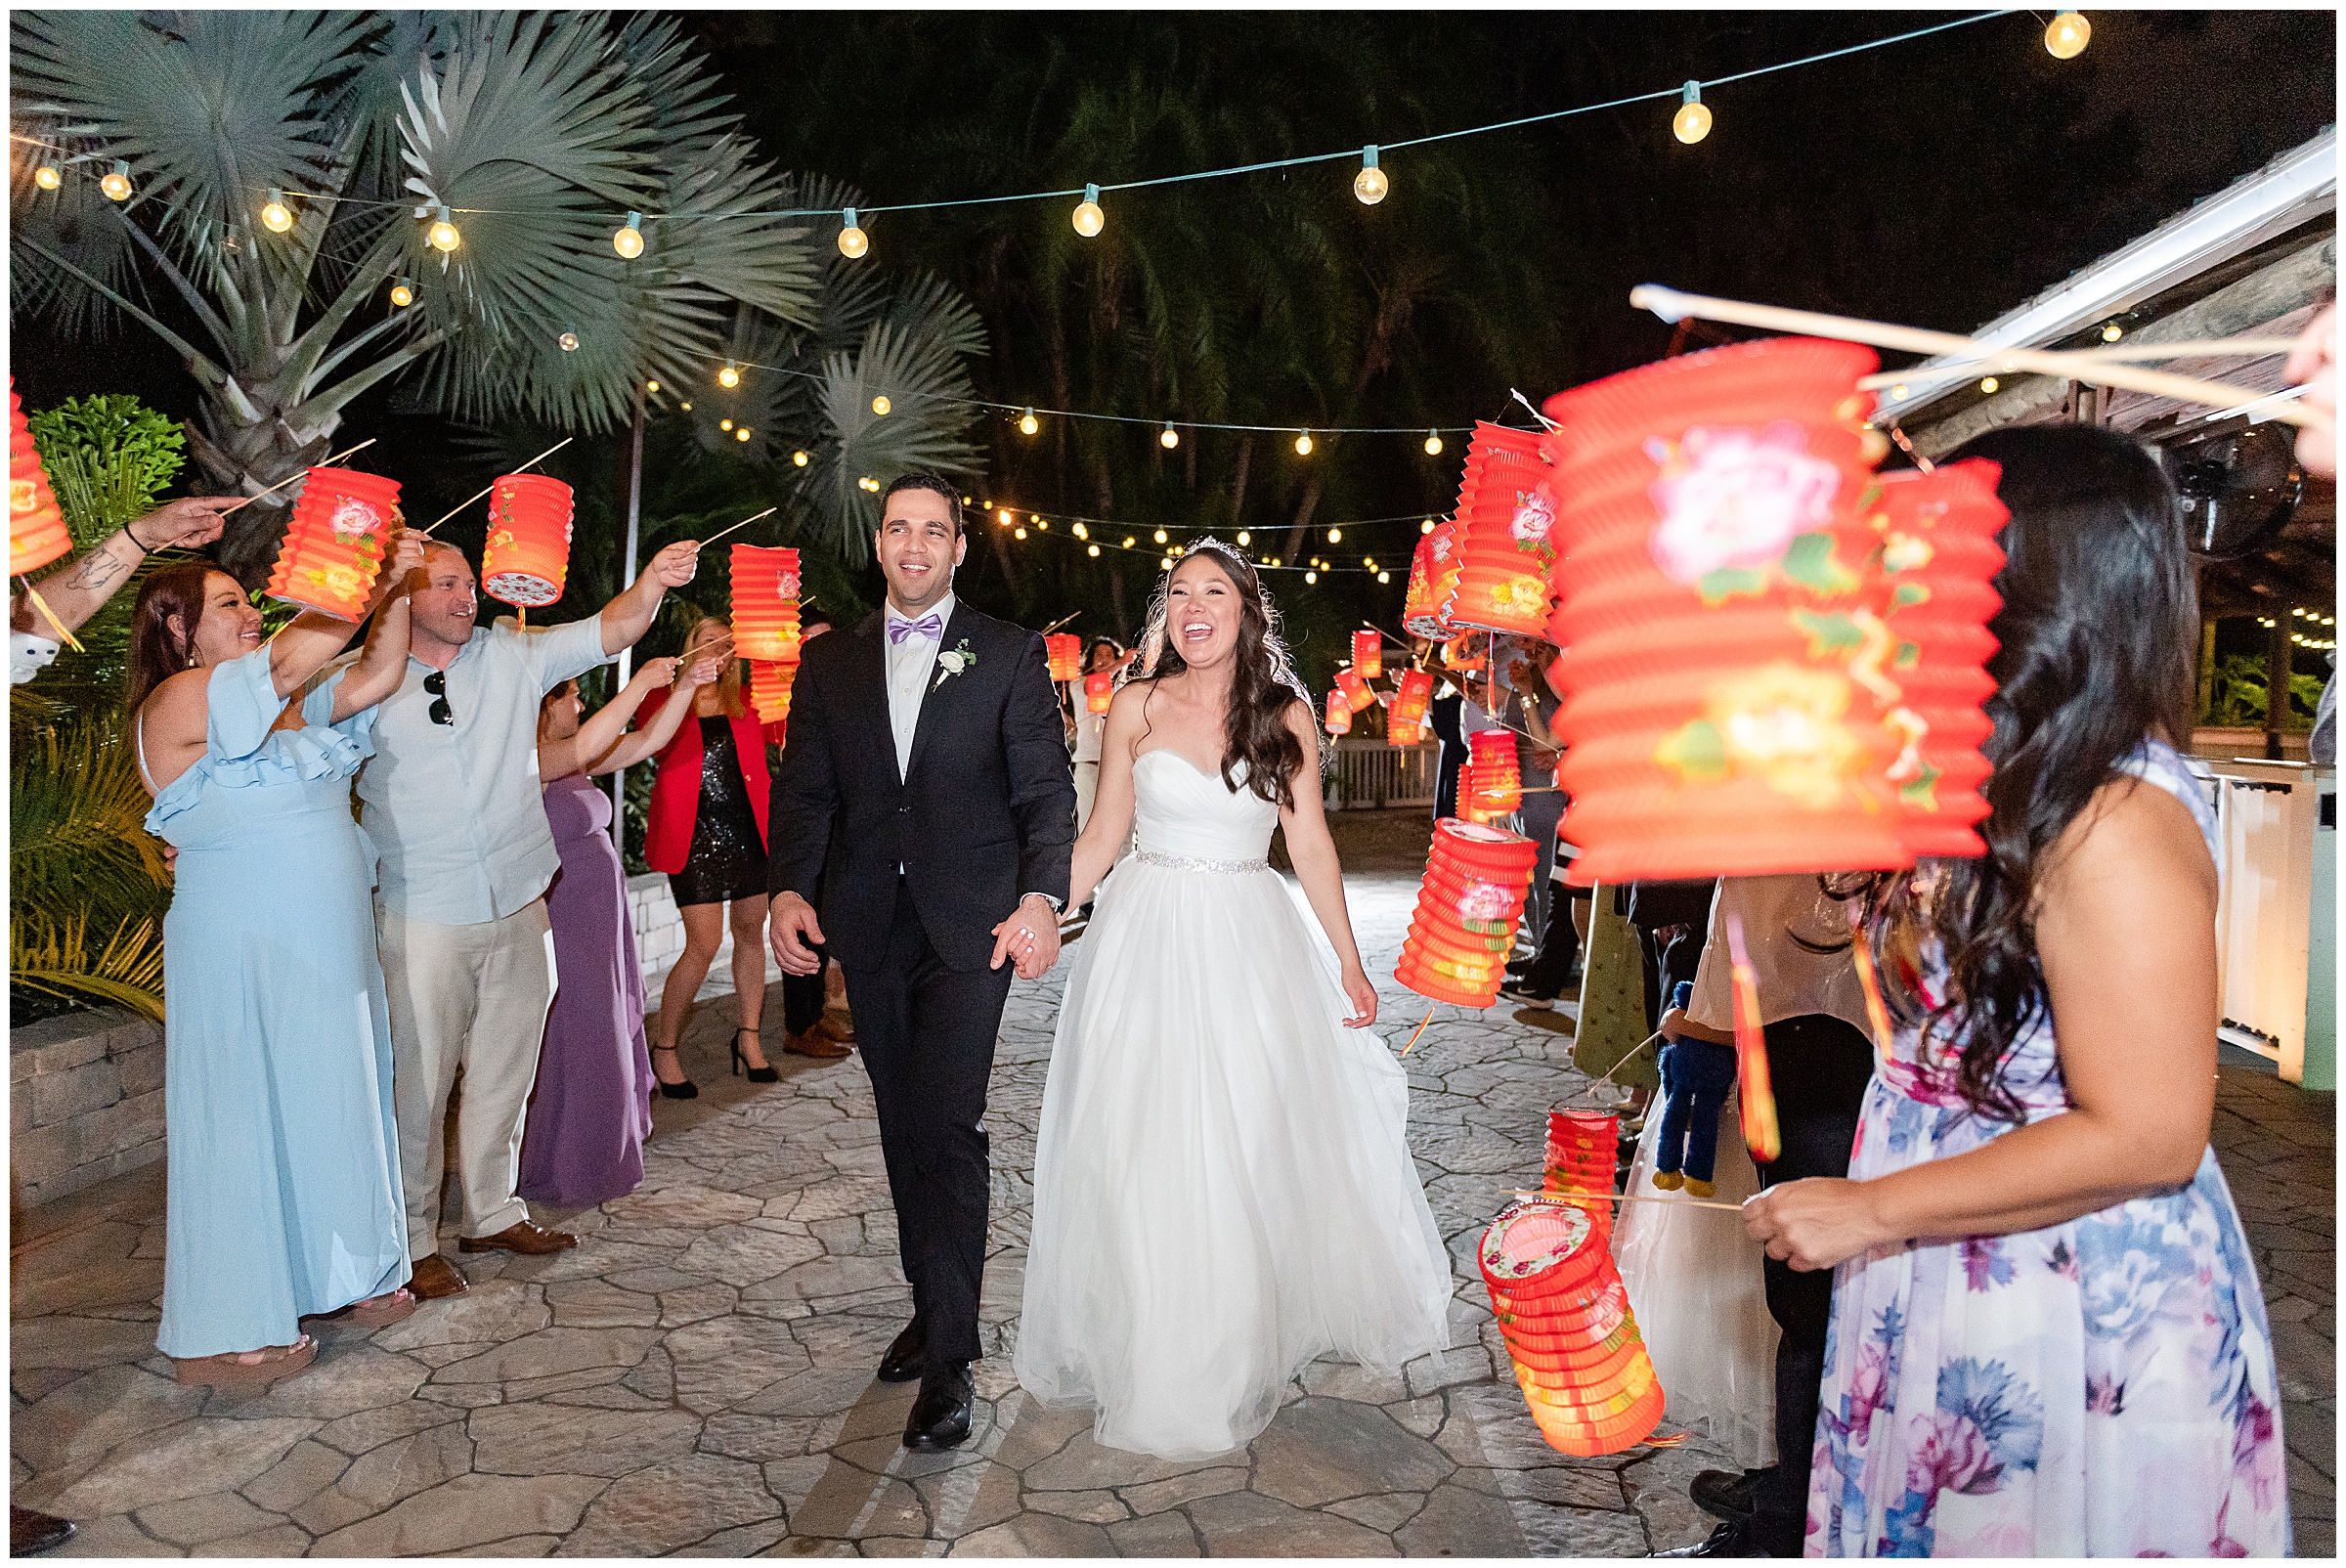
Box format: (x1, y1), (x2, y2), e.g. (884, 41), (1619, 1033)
(1275, 701), (1378, 1028)
(273, 524), (422, 700)
(585, 651), (725, 776)
(327, 529), (427, 719)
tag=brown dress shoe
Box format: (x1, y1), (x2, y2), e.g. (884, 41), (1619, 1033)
(458, 1220), (578, 1255)
(785, 1027), (851, 1060)
(817, 1010), (856, 1044)
(408, 1253), (469, 1299)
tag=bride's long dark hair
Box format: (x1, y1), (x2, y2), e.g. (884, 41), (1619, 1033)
(1131, 539), (1318, 809)
(1868, 423), (2198, 1122)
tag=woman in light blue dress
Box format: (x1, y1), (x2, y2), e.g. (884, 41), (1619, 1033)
(128, 532), (423, 1389)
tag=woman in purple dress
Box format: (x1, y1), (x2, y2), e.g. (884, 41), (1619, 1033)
(519, 643), (725, 1207)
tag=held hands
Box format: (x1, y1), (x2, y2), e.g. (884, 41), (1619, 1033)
(767, 892), (826, 977)
(989, 894), (1063, 980)
(1741, 1177), (1889, 1273)
(648, 540), (700, 588)
(130, 495), (239, 552)
(1339, 963), (1379, 1029)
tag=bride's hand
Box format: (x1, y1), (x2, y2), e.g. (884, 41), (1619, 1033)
(1339, 964), (1379, 1029)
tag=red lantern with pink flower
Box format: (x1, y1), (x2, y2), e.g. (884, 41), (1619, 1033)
(265, 467), (403, 620)
(1447, 424), (1558, 637)
(481, 474), (575, 609)
(1083, 670), (1113, 714)
(1352, 629), (1383, 679)
(729, 544), (803, 664)
(1395, 819), (1539, 1007)
(1463, 729), (1522, 821)
(1333, 667), (1376, 714)
(1045, 632), (1083, 682)
(1324, 688), (1352, 735)
(1388, 667), (1436, 735)
(1479, 1198), (1665, 1457)
(8, 386), (71, 580)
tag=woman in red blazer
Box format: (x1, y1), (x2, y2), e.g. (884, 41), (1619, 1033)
(644, 618), (848, 1095)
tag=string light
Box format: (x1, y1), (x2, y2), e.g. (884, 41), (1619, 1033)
(872, 394), (891, 415)
(1978, 375), (1999, 394)
(101, 159), (132, 201)
(1088, 544), (1101, 556)
(717, 362), (742, 389)
(2101, 321), (2124, 342)
(1327, 527), (1342, 543)
(999, 507), (1016, 526)
(1160, 423), (1179, 449)
(646, 379), (660, 393)
(1306, 571), (1318, 584)
(1890, 383), (1911, 401)
(614, 211), (644, 259)
(1017, 526), (1028, 539)
(1035, 518), (1049, 530)
(1295, 431), (1315, 456)
(793, 451), (808, 466)
(1020, 408), (1040, 436)
(1159, 555), (1174, 571)
(859, 476), (880, 492)
(559, 330), (580, 352)
(259, 189), (294, 233)
(389, 278), (414, 308)
(1072, 522), (1088, 539)
(2044, 11), (2091, 60)
(1377, 571), (1391, 584)
(1421, 518), (1437, 534)
(679, 401), (692, 411)
(1354, 145), (1388, 205)
(1236, 531), (1250, 545)
(1153, 528), (1169, 544)
(1673, 82), (1712, 145)
(32, 164), (59, 191)
(839, 207), (868, 259)
(736, 427), (752, 442)
(426, 204), (459, 251)
(719, 418), (734, 431)
(1072, 184), (1105, 238)
(1424, 430), (1444, 456)
(1123, 537), (1137, 549)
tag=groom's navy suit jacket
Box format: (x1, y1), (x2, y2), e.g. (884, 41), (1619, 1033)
(765, 599), (1076, 973)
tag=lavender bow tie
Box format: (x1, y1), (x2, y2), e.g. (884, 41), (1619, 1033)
(887, 611), (943, 645)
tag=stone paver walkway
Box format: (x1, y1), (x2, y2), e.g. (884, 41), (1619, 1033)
(10, 814), (2333, 1555)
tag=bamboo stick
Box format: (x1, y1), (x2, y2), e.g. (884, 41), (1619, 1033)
(1856, 337), (2310, 392)
(696, 507), (776, 549)
(218, 439), (377, 515)
(422, 436), (575, 534)
(1629, 286), (2320, 428)
(1509, 1188), (1747, 1215)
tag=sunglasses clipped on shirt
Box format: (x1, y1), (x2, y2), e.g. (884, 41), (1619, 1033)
(423, 669), (454, 726)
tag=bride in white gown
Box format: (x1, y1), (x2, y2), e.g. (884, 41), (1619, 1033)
(1015, 541), (1454, 1459)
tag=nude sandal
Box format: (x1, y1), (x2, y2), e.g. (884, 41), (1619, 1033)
(302, 1286), (418, 1331)
(172, 1333), (318, 1390)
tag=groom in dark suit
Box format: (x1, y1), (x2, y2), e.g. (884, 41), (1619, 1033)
(766, 473), (1077, 1451)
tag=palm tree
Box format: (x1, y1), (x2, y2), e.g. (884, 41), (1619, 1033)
(10, 10), (984, 581)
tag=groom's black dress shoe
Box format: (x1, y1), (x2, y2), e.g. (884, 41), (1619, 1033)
(903, 1361), (975, 1451)
(878, 1321), (927, 1383)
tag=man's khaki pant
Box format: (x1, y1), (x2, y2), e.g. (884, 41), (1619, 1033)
(378, 898), (557, 1259)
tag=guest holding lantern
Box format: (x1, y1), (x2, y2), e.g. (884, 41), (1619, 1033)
(1744, 426), (2287, 1557)
(127, 524), (427, 1388)
(519, 644), (727, 1208)
(9, 497), (239, 684)
(358, 532), (700, 1300)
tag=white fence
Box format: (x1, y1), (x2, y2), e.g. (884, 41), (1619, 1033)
(1325, 739), (1441, 811)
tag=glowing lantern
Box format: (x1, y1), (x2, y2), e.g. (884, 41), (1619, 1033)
(1395, 819), (1539, 1007)
(1389, 667), (1436, 735)
(1353, 630), (1384, 679)
(728, 544), (803, 664)
(1441, 635), (1486, 675)
(748, 658), (796, 739)
(1542, 336), (1918, 884)
(1325, 688), (1352, 735)
(1463, 729), (1522, 821)
(1406, 518), (1465, 637)
(1545, 1109), (1622, 1245)
(1447, 423), (1558, 637)
(1046, 632), (1083, 682)
(1479, 1197), (1666, 1457)
(9, 386), (72, 579)
(480, 474), (574, 609)
(264, 466), (402, 620)
(1083, 669), (1113, 715)
(1333, 667), (1376, 714)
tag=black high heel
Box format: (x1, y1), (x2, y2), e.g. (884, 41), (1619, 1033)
(733, 1027), (780, 1084)
(651, 1044), (698, 1100)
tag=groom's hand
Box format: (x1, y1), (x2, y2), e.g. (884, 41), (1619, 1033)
(768, 892), (826, 976)
(989, 894), (1063, 978)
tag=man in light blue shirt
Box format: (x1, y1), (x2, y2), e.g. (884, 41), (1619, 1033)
(357, 537), (697, 1298)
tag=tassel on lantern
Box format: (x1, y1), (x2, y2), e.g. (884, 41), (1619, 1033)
(1447, 423), (1558, 637)
(1084, 669), (1113, 714)
(1395, 819), (1539, 1006)
(1722, 913), (1781, 1164)
(1479, 1197), (1666, 1457)
(1046, 632), (1083, 682)
(1463, 729), (1522, 822)
(1325, 687), (1353, 735)
(264, 466), (404, 620)
(9, 385), (72, 581)
(1353, 629), (1384, 679)
(730, 544), (804, 664)
(481, 474), (575, 609)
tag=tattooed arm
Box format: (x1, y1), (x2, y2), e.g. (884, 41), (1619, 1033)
(9, 497), (240, 638)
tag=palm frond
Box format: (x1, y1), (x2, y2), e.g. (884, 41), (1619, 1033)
(12, 910), (165, 1021)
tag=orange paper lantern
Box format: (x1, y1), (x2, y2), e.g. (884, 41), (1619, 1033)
(1447, 424), (1558, 637)
(1395, 819), (1539, 1007)
(1084, 669), (1113, 714)
(748, 658), (797, 731)
(1330, 667), (1372, 714)
(1479, 1198), (1666, 1456)
(1545, 1108), (1620, 1246)
(1046, 632), (1083, 682)
(9, 385), (72, 580)
(481, 474), (574, 608)
(1352, 630), (1384, 679)
(1405, 518), (1466, 637)
(1388, 667), (1436, 734)
(730, 544), (803, 664)
(265, 466), (403, 620)
(1325, 688), (1352, 735)
(1462, 729), (1523, 821)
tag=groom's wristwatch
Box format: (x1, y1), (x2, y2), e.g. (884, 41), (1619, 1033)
(1021, 893), (1064, 916)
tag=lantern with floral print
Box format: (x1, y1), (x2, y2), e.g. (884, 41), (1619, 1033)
(1388, 667), (1436, 735)
(1544, 1108), (1621, 1245)
(264, 466), (403, 620)
(1462, 728), (1522, 821)
(481, 474), (575, 609)
(1447, 424), (1558, 637)
(1352, 629), (1384, 680)
(1541, 337), (1920, 883)
(749, 659), (796, 741)
(8, 386), (71, 579)
(1395, 819), (1539, 1006)
(1406, 518), (1465, 637)
(1324, 687), (1352, 735)
(1333, 667), (1377, 715)
(1045, 632), (1083, 682)
(1479, 1198), (1666, 1457)
(728, 544), (803, 664)
(1083, 669), (1114, 715)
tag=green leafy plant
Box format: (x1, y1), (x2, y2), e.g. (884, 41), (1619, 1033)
(2200, 653), (2324, 730)
(24, 393), (185, 547)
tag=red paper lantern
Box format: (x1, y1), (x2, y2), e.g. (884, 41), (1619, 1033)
(1325, 688), (1352, 735)
(1352, 630), (1384, 679)
(1406, 518), (1466, 637)
(8, 386), (71, 580)
(265, 466), (403, 620)
(1463, 729), (1522, 821)
(1388, 667), (1436, 733)
(749, 659), (796, 733)
(1542, 337), (1926, 885)
(1447, 423), (1558, 637)
(481, 474), (574, 609)
(1395, 819), (1538, 1007)
(1046, 632), (1083, 682)
(1333, 667), (1376, 714)
(729, 544), (803, 664)
(1083, 669), (1114, 715)
(1479, 1198), (1666, 1456)
(1545, 1108), (1620, 1244)
(1441, 635), (1486, 675)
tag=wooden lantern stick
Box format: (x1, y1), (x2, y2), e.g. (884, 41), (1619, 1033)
(421, 436), (575, 535)
(17, 579), (84, 652)
(1039, 611), (1081, 635)
(1855, 336), (2308, 391)
(1629, 285), (2320, 428)
(218, 438), (378, 516)
(1508, 1187), (1746, 1215)
(695, 506), (777, 550)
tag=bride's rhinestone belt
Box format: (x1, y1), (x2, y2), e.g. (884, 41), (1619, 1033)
(1134, 848), (1268, 874)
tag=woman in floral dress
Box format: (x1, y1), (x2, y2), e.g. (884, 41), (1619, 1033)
(1744, 424), (2287, 1557)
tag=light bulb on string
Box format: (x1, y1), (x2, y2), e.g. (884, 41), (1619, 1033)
(1072, 183), (1104, 238)
(1153, 528), (1168, 544)
(1122, 537), (1136, 549)
(872, 394), (891, 416)
(1159, 423), (1178, 449)
(1673, 82), (1712, 145)
(680, 401), (692, 411)
(101, 160), (133, 201)
(1295, 431), (1314, 457)
(2045, 11), (2091, 59)
(1306, 571), (1318, 584)
(1035, 519), (1048, 531)
(646, 379), (661, 393)
(1019, 408), (1040, 436)
(614, 211), (644, 259)
(1326, 527), (1342, 544)
(1420, 518), (1436, 534)
(1072, 522), (1088, 540)
(1423, 430), (1444, 456)
(1377, 570), (1390, 584)
(260, 189), (293, 233)
(1236, 531), (1250, 546)
(2101, 321), (2124, 342)
(389, 278), (414, 308)
(736, 427), (752, 443)
(1978, 376), (1999, 394)
(1016, 526), (1028, 540)
(717, 362), (742, 389)
(1088, 544), (1101, 557)
(793, 450), (809, 466)
(425, 204), (459, 251)
(720, 418), (734, 431)
(33, 164), (60, 191)
(998, 507), (1015, 526)
(1353, 145), (1388, 205)
(558, 330), (580, 352)
(838, 207), (868, 259)
(1160, 556), (1174, 572)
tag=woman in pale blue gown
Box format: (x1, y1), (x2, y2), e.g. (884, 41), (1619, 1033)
(128, 531), (423, 1389)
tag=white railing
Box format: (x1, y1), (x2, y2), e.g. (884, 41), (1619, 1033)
(1326, 738), (1440, 810)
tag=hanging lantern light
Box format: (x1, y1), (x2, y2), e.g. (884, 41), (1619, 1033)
(262, 465), (402, 621)
(259, 189), (294, 233)
(1395, 819), (1540, 1007)
(100, 159), (133, 201)
(1084, 670), (1113, 715)
(1478, 1197), (1666, 1457)
(1020, 407), (1040, 436)
(838, 207), (869, 259)
(1388, 667), (1437, 737)
(613, 211), (645, 259)
(1424, 430), (1445, 457)
(1045, 632), (1083, 682)
(9, 385), (74, 580)
(1325, 687), (1352, 735)
(1545, 1109), (1623, 1244)
(1463, 729), (1522, 821)
(425, 204), (460, 252)
(1295, 431), (1315, 457)
(1072, 184), (1105, 239)
(480, 473), (575, 609)
(729, 544), (804, 664)
(1404, 519), (1465, 638)
(1353, 145), (1389, 205)
(1353, 630), (1384, 679)
(1333, 667), (1375, 714)
(1159, 423), (1179, 449)
(1447, 423), (1558, 637)
(1672, 82), (1712, 145)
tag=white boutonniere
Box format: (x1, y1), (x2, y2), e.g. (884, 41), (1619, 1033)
(933, 638), (976, 692)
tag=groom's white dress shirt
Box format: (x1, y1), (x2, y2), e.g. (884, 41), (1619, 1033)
(885, 591), (951, 780)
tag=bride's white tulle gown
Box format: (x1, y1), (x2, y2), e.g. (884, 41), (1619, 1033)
(1015, 750), (1454, 1459)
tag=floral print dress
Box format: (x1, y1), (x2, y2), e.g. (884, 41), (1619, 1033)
(1807, 740), (2288, 1557)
